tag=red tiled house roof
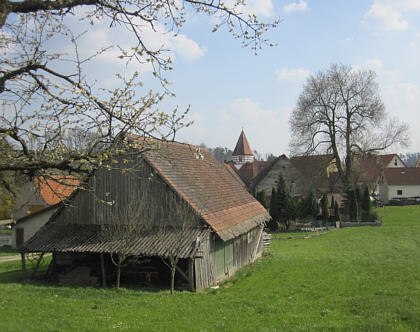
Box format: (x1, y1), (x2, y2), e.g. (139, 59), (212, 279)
(34, 177), (80, 205)
(383, 168), (420, 185)
(359, 154), (405, 182)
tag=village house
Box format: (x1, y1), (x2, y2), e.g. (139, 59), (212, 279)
(378, 168), (420, 204)
(357, 153), (406, 190)
(229, 130), (339, 200)
(11, 177), (79, 248)
(22, 137), (269, 291)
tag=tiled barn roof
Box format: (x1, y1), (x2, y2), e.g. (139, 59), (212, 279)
(139, 137), (269, 241)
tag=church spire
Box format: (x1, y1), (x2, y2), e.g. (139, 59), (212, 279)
(232, 130), (254, 168)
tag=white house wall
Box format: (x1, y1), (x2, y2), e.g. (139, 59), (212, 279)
(386, 156), (406, 168)
(12, 208), (57, 248)
(379, 184), (420, 203)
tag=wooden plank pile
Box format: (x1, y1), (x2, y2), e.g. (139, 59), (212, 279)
(263, 232), (272, 250)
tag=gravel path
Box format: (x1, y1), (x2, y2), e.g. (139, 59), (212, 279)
(0, 255), (21, 263)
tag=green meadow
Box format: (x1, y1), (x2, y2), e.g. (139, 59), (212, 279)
(0, 206), (419, 331)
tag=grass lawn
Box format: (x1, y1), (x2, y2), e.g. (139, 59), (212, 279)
(0, 247), (18, 257)
(0, 206), (419, 331)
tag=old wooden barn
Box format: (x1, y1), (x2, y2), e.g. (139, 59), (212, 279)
(22, 136), (270, 291)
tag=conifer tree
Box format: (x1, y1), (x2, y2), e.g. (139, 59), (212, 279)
(355, 186), (362, 206)
(268, 188), (278, 231)
(334, 201), (341, 222)
(348, 187), (359, 222)
(276, 174), (292, 229)
(321, 193), (329, 225)
(256, 190), (267, 209)
(361, 186), (371, 222)
(305, 191), (319, 219)
(330, 194), (335, 209)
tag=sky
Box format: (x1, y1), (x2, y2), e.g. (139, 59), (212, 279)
(37, 0), (420, 156)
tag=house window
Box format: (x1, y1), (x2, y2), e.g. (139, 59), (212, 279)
(394, 159), (398, 166)
(397, 189), (403, 196)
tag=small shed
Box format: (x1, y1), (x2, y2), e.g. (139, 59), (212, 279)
(22, 137), (270, 291)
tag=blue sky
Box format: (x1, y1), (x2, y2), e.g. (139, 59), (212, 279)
(64, 0), (420, 156)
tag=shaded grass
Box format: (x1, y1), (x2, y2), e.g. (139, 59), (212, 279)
(0, 247), (19, 257)
(0, 206), (419, 331)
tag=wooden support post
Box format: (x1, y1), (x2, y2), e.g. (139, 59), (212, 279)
(100, 253), (106, 287)
(45, 254), (55, 277)
(188, 259), (195, 292)
(21, 253), (26, 280)
(252, 224), (264, 262)
(32, 252), (45, 278)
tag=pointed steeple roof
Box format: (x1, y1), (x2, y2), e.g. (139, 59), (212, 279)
(233, 130), (253, 156)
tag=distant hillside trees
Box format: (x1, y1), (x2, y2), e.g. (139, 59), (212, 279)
(399, 153), (420, 167)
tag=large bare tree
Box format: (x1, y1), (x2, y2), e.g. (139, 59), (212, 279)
(0, 1), (278, 190)
(289, 63), (409, 187)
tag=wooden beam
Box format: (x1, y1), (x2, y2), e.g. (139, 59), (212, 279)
(21, 253), (26, 280)
(100, 253), (106, 287)
(175, 264), (190, 283)
(188, 259), (195, 291)
(32, 252), (45, 277)
(252, 224), (264, 262)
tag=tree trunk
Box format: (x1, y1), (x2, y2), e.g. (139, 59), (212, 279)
(116, 263), (121, 289)
(100, 253), (106, 287)
(169, 256), (179, 295)
(21, 253), (26, 280)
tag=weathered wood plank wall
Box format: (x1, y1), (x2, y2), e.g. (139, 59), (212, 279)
(55, 157), (200, 229)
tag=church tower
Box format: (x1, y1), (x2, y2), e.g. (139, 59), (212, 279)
(232, 130), (254, 169)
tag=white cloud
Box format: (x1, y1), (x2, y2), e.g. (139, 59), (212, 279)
(171, 34), (207, 60)
(224, 0), (274, 17)
(75, 20), (206, 69)
(341, 37), (354, 43)
(221, 98), (288, 154)
(364, 58), (383, 71)
(361, 3), (408, 31)
(382, 82), (420, 151)
(248, 0), (274, 17)
(283, 1), (308, 13)
(275, 67), (309, 82)
(380, 0), (420, 12)
(178, 98), (290, 155)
